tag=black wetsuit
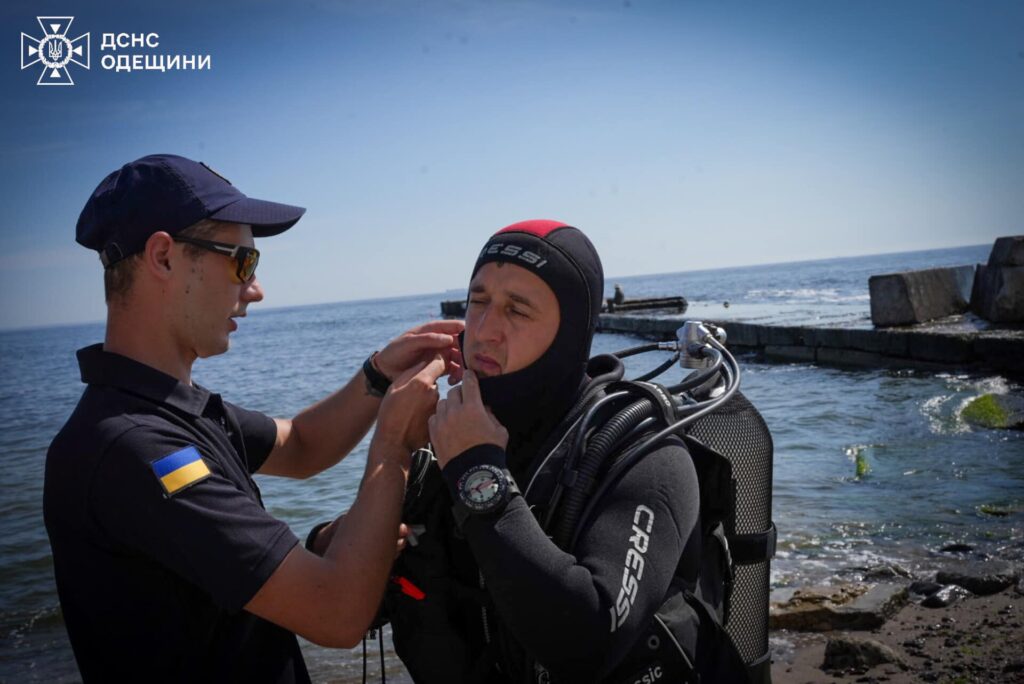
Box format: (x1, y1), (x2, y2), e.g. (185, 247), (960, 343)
(388, 222), (702, 682)
(389, 375), (702, 683)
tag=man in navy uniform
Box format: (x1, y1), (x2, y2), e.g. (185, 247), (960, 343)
(44, 154), (462, 682)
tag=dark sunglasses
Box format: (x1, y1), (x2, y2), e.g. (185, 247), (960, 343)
(173, 236), (260, 283)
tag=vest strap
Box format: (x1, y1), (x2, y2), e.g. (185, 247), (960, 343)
(727, 522), (776, 565)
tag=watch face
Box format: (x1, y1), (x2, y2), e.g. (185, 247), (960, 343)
(459, 465), (507, 512)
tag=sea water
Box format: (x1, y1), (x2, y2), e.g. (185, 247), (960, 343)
(1, 244), (1020, 682)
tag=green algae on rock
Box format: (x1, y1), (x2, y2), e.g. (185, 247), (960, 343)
(962, 394), (1024, 430)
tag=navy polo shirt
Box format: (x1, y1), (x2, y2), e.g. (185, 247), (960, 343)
(44, 344), (308, 683)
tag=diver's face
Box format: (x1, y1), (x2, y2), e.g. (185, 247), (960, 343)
(464, 262), (560, 377)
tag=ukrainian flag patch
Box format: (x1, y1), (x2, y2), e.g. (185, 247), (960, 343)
(152, 446), (211, 496)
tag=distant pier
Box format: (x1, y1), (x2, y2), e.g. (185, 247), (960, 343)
(597, 313), (1024, 378)
(441, 242), (1024, 378)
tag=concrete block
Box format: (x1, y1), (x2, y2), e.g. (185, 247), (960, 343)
(970, 263), (987, 311)
(836, 328), (882, 353)
(816, 347), (887, 368)
(801, 326), (839, 349)
(764, 345), (815, 362)
(719, 321), (760, 347)
(654, 319), (683, 338)
(596, 314), (679, 339)
(971, 265), (1024, 323)
(988, 235), (1024, 267)
(759, 325), (805, 347)
(803, 327), (847, 351)
(906, 332), (973, 364)
(973, 335), (1024, 375)
(803, 327), (909, 357)
(865, 330), (911, 357)
(869, 265), (975, 327)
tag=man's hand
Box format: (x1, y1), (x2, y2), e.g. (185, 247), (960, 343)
(375, 320), (465, 387)
(375, 355), (448, 455)
(309, 516), (408, 558)
(396, 522), (409, 557)
(261, 323), (461, 479)
(428, 370), (509, 469)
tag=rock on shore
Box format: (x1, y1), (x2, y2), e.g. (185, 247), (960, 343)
(771, 560), (1023, 683)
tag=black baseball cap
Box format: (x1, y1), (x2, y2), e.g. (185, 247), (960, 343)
(76, 154), (306, 268)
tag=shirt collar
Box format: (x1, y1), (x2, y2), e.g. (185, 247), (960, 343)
(77, 343), (213, 417)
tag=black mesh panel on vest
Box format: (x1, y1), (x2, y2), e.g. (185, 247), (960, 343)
(685, 391), (774, 667)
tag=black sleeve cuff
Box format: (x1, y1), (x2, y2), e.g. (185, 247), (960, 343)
(441, 443), (508, 500)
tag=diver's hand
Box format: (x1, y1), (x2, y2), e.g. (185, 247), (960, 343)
(375, 355), (446, 455)
(429, 370), (509, 469)
(374, 321), (465, 386)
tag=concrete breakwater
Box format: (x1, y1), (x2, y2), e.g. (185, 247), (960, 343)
(597, 313), (1024, 378)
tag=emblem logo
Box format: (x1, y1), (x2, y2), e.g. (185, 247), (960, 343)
(21, 17), (90, 86)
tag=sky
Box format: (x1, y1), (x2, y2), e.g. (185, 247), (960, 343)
(1, 0), (1021, 330)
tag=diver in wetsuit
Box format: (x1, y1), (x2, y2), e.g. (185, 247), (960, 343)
(385, 220), (729, 683)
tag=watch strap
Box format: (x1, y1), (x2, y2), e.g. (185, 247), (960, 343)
(452, 472), (520, 530)
(362, 352), (391, 397)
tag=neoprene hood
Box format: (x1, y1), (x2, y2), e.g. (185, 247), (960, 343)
(467, 220), (604, 448)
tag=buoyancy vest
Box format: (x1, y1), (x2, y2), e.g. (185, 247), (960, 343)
(384, 363), (775, 684)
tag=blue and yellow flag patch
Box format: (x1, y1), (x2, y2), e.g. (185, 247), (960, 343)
(152, 446), (211, 496)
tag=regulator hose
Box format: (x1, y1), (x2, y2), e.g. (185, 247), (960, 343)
(666, 348), (724, 394)
(614, 342), (663, 358)
(567, 338), (741, 552)
(632, 352), (680, 383)
(552, 396), (659, 548)
(544, 390), (634, 532)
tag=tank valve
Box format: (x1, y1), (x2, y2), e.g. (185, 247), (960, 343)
(676, 321), (725, 369)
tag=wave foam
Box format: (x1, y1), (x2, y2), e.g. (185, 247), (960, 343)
(746, 287), (870, 303)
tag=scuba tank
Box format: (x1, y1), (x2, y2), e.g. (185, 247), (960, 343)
(678, 322), (775, 683)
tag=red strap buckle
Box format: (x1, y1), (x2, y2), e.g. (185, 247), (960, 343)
(392, 575), (425, 600)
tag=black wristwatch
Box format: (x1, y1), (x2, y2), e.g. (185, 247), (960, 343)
(452, 464), (520, 527)
(362, 352), (391, 398)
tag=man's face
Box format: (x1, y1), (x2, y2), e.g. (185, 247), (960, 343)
(174, 222), (264, 359)
(464, 261), (560, 377)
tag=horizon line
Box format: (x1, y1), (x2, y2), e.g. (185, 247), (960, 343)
(0, 240), (990, 334)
